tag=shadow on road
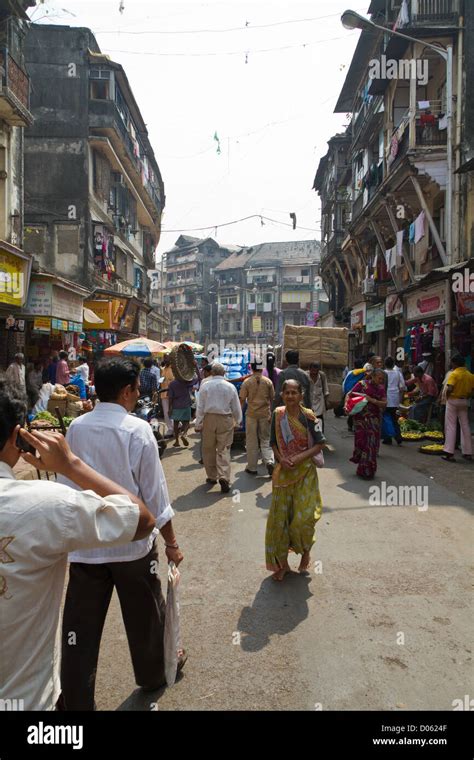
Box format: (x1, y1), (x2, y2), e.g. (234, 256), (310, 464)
(237, 574), (312, 652)
(116, 685), (166, 711)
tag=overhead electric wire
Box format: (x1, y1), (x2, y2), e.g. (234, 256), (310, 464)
(102, 33), (351, 59)
(95, 8), (367, 35)
(162, 214), (320, 234)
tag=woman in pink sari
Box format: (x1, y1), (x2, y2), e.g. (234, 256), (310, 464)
(347, 367), (387, 480)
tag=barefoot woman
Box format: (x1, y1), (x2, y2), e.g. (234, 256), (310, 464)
(265, 379), (326, 581)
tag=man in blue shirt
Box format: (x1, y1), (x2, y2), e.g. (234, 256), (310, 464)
(139, 358), (159, 398)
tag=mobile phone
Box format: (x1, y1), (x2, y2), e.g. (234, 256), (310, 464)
(16, 433), (36, 455)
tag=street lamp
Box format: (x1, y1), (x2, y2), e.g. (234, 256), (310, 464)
(341, 9), (454, 264)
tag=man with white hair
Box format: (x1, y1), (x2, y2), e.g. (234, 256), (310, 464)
(195, 362), (242, 493)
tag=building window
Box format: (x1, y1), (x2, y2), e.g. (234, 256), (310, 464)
(24, 225), (47, 257)
(55, 224), (80, 256)
(264, 317), (273, 332)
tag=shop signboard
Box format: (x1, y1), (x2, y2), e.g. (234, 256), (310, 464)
(121, 302), (138, 332)
(33, 317), (51, 333)
(456, 292), (474, 319)
(0, 248), (31, 307)
(51, 318), (68, 331)
(138, 310), (148, 335)
(252, 316), (262, 334)
(52, 285), (83, 323)
(84, 300), (112, 329)
(366, 303), (385, 333)
(405, 285), (446, 322)
(350, 302), (366, 330)
(385, 294), (403, 317)
(26, 280), (53, 316)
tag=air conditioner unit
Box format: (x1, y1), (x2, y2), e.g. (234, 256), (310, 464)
(362, 278), (375, 295)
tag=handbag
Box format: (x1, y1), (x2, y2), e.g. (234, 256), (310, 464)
(304, 415), (325, 468)
(345, 393), (368, 416)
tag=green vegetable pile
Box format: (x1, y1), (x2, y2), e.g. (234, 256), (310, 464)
(33, 411), (59, 424)
(399, 418), (443, 433)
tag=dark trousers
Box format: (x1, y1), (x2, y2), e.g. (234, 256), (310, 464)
(61, 540), (165, 710)
(383, 407), (402, 443)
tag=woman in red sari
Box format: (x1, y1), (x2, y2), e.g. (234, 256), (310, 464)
(347, 367), (387, 480)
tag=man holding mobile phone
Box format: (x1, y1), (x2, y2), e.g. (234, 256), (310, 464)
(0, 376), (156, 711)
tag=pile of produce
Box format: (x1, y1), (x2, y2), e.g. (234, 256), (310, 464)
(419, 443), (445, 455)
(31, 411), (74, 428)
(399, 417), (444, 442)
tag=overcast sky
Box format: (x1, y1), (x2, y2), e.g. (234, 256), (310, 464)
(29, 0), (363, 258)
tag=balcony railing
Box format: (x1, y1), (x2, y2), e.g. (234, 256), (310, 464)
(0, 49), (32, 126)
(410, 0), (459, 24)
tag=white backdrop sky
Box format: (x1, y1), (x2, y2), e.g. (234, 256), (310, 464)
(28, 0), (364, 257)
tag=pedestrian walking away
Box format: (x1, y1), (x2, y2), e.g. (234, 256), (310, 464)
(274, 350), (311, 409)
(58, 358), (184, 710)
(195, 362), (242, 493)
(382, 356), (405, 445)
(265, 379), (325, 581)
(168, 374), (196, 447)
(0, 376), (156, 711)
(239, 358), (275, 476)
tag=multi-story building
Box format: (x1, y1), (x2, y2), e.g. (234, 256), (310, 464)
(0, 0), (35, 368)
(22, 24), (165, 355)
(315, 0), (473, 374)
(214, 240), (326, 346)
(163, 235), (239, 343)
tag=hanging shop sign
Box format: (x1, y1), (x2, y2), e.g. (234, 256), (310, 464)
(138, 310), (148, 335)
(385, 293), (403, 317)
(252, 316), (262, 334)
(26, 279), (84, 325)
(456, 292), (474, 319)
(350, 302), (366, 330)
(33, 317), (51, 333)
(366, 303), (385, 333)
(121, 302), (138, 332)
(0, 248), (31, 307)
(51, 318), (69, 331)
(405, 284), (446, 322)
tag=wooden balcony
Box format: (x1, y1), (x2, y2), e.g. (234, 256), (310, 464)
(0, 49), (32, 127)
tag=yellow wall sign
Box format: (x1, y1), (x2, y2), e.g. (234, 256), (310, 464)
(0, 249), (29, 307)
(252, 317), (262, 333)
(33, 317), (51, 333)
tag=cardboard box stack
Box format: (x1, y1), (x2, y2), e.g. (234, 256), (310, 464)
(283, 325), (349, 408)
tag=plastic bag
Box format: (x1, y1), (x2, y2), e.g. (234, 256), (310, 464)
(163, 561), (182, 687)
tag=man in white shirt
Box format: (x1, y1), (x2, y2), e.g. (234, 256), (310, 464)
(74, 356), (90, 385)
(0, 377), (155, 711)
(195, 362), (242, 493)
(58, 357), (184, 710)
(5, 353), (25, 389)
(383, 356), (406, 445)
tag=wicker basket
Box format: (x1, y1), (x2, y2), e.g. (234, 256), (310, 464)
(170, 343), (196, 382)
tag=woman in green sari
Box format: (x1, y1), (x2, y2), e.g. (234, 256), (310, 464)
(265, 378), (326, 581)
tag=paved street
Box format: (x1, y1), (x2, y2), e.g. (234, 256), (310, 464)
(91, 416), (473, 711)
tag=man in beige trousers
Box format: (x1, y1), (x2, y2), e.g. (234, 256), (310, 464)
(195, 363), (242, 493)
(239, 358), (275, 477)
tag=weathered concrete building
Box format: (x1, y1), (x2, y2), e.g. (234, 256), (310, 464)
(163, 235), (238, 344)
(214, 240), (326, 345)
(0, 0), (35, 368)
(23, 24), (165, 349)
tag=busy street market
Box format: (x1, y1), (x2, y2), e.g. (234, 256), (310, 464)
(0, 0), (473, 754)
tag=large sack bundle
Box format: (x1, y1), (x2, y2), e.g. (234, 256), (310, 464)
(283, 325), (348, 369)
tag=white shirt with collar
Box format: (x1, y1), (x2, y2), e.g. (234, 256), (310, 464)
(0, 462), (139, 710)
(58, 402), (174, 563)
(195, 376), (242, 428)
(75, 362), (90, 384)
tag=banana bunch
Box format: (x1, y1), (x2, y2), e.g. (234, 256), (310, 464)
(420, 443), (444, 454)
(424, 431), (445, 440)
(402, 432), (425, 441)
